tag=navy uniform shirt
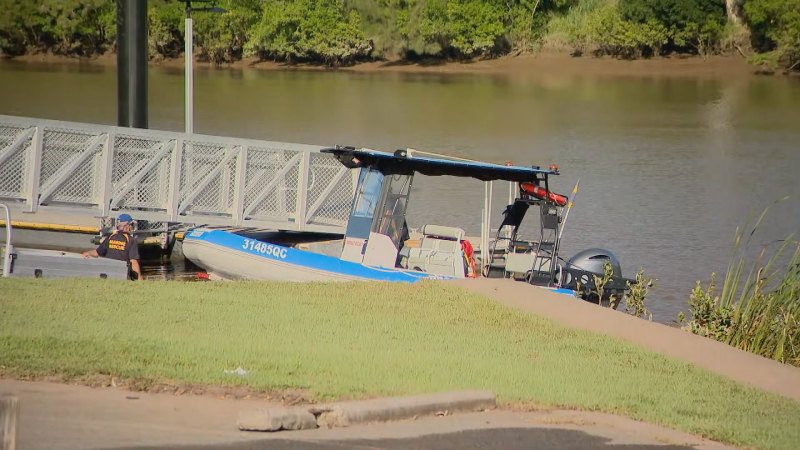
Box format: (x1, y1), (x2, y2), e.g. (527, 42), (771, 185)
(96, 232), (140, 262)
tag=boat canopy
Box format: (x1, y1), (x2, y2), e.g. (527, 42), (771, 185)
(322, 146), (558, 183)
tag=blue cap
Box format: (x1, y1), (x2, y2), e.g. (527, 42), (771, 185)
(117, 213), (133, 223)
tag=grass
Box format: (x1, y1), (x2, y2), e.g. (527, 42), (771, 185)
(681, 205), (800, 366)
(1, 278), (799, 449)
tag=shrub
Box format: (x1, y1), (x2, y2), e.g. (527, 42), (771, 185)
(745, 0), (800, 71)
(619, 0), (726, 54)
(194, 0), (263, 64)
(148, 0), (184, 60)
(0, 0), (114, 57)
(588, 6), (668, 58)
(246, 0), (372, 66)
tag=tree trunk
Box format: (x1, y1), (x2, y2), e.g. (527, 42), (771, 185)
(726, 0), (743, 25)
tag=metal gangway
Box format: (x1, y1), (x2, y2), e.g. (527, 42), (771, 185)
(0, 115), (358, 240)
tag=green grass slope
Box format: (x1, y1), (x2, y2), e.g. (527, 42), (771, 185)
(1, 278), (798, 449)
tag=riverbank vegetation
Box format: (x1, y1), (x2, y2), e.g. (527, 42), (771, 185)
(1, 278), (799, 449)
(0, 0), (797, 71)
(679, 209), (800, 367)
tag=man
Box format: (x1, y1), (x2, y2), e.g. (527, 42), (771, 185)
(82, 213), (142, 281)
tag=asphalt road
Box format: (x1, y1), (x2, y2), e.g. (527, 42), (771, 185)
(1, 380), (732, 450)
(111, 428), (693, 450)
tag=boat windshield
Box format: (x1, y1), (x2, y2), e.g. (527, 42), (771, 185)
(353, 168), (383, 218)
(372, 174), (412, 250)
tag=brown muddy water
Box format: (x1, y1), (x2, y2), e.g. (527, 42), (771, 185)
(1, 60), (798, 323)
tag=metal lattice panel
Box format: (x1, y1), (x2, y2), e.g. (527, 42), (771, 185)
(39, 128), (101, 204)
(50, 154), (95, 203)
(305, 153), (353, 226)
(0, 126), (31, 199)
(243, 146), (301, 220)
(179, 140), (236, 216)
(112, 134), (173, 210)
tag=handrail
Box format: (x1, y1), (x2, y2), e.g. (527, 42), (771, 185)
(1, 203), (12, 277)
(0, 115), (355, 234)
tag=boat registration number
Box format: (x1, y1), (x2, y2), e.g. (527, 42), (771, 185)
(242, 239), (288, 259)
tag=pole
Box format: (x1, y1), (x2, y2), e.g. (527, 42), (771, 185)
(481, 181), (493, 275)
(557, 179), (580, 242)
(185, 6), (193, 135)
(0, 395), (18, 450)
(1, 204), (12, 277)
(116, 0), (148, 128)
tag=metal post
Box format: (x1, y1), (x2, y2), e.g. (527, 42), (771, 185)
(97, 132), (115, 217)
(295, 152), (311, 230)
(116, 0), (148, 129)
(166, 139), (184, 222)
(185, 8), (193, 134)
(1, 204), (13, 277)
(481, 181), (493, 275)
(0, 395), (18, 450)
(24, 127), (43, 213)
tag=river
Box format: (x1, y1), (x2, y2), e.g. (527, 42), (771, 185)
(1, 59), (798, 324)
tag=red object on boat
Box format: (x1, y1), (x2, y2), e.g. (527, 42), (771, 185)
(196, 272), (210, 280)
(519, 182), (568, 206)
(461, 240), (477, 278)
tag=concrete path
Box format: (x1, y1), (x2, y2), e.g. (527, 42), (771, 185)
(0, 379), (733, 450)
(451, 278), (800, 402)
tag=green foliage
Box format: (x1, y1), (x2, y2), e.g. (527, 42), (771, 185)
(420, 0), (505, 58)
(592, 260), (615, 306)
(0, 0), (114, 57)
(583, 0), (725, 57)
(194, 0), (264, 63)
(148, 0), (184, 60)
(745, 0), (800, 71)
(0, 0), (793, 69)
(588, 6), (669, 58)
(680, 207), (800, 367)
(246, 0), (372, 66)
(683, 274), (735, 340)
(542, 0), (607, 53)
(619, 0), (726, 54)
(2, 279), (800, 448)
(344, 0), (439, 58)
(623, 269), (654, 320)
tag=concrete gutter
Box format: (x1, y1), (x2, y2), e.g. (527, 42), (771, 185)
(238, 390), (496, 432)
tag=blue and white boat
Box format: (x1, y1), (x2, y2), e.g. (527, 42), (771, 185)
(183, 146), (631, 300)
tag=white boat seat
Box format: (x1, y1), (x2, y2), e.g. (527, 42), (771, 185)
(403, 224), (466, 278)
(420, 224), (464, 241)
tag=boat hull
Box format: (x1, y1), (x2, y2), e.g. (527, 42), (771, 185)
(5, 248), (128, 279)
(182, 229), (447, 283)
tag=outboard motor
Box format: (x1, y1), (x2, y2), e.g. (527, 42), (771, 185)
(560, 248), (628, 307)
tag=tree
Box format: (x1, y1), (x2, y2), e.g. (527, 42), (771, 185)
(745, 0), (800, 70)
(194, 0), (263, 63)
(420, 0), (505, 58)
(246, 0), (372, 65)
(619, 0), (727, 54)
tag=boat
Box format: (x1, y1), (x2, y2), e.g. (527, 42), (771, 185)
(183, 146), (631, 300)
(1, 204), (129, 280)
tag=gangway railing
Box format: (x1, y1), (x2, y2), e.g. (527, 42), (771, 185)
(0, 115), (357, 235)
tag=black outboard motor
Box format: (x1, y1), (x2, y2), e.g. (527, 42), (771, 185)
(560, 248), (630, 307)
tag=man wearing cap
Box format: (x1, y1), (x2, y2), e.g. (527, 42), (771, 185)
(82, 213), (142, 281)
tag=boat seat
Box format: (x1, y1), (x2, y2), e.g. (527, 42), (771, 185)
(403, 225), (466, 278)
